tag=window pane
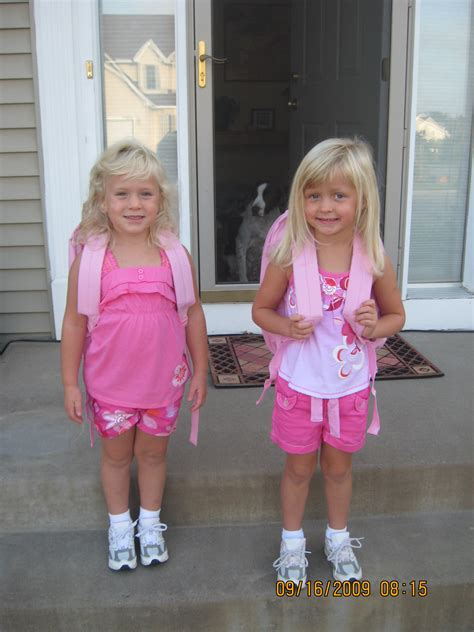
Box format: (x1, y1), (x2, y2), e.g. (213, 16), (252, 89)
(100, 0), (177, 182)
(408, 0), (473, 283)
(212, 2), (291, 284)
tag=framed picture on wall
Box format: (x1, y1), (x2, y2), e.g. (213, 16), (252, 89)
(224, 4), (290, 81)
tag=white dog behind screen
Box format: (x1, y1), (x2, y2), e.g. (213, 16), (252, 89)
(235, 182), (286, 283)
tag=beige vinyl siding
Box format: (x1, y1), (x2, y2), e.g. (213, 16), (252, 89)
(0, 1), (52, 348)
(0, 29), (31, 54)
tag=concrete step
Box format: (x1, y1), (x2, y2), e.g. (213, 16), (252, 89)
(1, 408), (470, 531)
(1, 511), (472, 632)
(2, 333), (473, 532)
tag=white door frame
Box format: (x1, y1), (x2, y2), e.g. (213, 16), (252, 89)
(396, 0), (473, 330)
(32, 0), (103, 337)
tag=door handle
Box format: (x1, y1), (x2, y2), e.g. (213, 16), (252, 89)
(199, 54), (227, 64)
(198, 41), (227, 88)
(288, 98), (298, 110)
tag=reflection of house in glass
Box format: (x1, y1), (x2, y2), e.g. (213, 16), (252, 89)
(102, 15), (177, 174)
(416, 114), (450, 142)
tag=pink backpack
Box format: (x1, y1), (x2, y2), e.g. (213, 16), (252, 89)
(68, 227), (199, 445)
(257, 211), (385, 436)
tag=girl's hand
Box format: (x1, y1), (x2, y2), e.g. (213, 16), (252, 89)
(287, 314), (314, 340)
(355, 299), (378, 339)
(187, 373), (207, 412)
(64, 385), (83, 424)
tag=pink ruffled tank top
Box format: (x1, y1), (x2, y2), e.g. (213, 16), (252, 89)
(279, 268), (370, 399)
(83, 249), (189, 408)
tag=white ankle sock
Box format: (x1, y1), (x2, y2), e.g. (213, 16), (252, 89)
(109, 510), (131, 526)
(282, 528), (304, 539)
(282, 528), (305, 550)
(139, 507), (161, 525)
(326, 525), (348, 544)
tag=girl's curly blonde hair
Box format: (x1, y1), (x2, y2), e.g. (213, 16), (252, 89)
(76, 138), (177, 247)
(272, 137), (385, 277)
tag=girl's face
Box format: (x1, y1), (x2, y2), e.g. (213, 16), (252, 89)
(303, 173), (358, 242)
(103, 174), (161, 239)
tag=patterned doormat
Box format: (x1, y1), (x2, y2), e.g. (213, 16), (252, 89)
(208, 333), (444, 387)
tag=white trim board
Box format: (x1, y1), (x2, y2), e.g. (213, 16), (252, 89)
(202, 299), (474, 335)
(202, 304), (259, 335)
(175, 0), (193, 250)
(403, 298), (473, 331)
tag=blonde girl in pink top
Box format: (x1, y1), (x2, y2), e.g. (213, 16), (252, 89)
(61, 140), (208, 571)
(253, 138), (405, 584)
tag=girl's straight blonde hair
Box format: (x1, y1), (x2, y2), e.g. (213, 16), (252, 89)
(272, 137), (385, 276)
(77, 138), (177, 247)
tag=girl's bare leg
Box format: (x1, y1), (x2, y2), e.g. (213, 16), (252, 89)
(281, 452), (318, 531)
(100, 428), (135, 514)
(320, 442), (353, 529)
(134, 429), (170, 510)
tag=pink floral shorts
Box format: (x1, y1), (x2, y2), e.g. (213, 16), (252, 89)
(88, 397), (182, 439)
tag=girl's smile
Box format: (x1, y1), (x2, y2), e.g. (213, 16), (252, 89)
(304, 174), (358, 241)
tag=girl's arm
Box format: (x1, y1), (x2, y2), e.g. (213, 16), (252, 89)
(61, 255), (87, 423)
(185, 252), (208, 411)
(355, 255), (406, 339)
(252, 262), (314, 340)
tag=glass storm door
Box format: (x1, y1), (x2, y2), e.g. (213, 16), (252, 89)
(195, 0), (391, 302)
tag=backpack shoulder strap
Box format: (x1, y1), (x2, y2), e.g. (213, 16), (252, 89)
(76, 233), (108, 322)
(343, 232), (376, 338)
(343, 232), (386, 352)
(292, 240), (323, 324)
(161, 231), (195, 325)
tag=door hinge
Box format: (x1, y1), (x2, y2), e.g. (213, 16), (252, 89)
(403, 127), (409, 149)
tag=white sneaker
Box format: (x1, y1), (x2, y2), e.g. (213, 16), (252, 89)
(136, 519), (169, 566)
(324, 533), (363, 581)
(108, 519), (138, 571)
(273, 538), (309, 584)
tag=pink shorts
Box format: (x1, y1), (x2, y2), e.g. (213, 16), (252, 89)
(88, 397), (182, 440)
(271, 376), (370, 455)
